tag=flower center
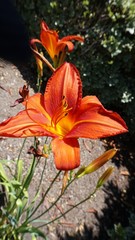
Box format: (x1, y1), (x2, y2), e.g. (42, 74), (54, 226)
(51, 96), (72, 136)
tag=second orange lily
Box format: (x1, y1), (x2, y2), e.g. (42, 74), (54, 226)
(31, 21), (84, 67)
(0, 63), (128, 170)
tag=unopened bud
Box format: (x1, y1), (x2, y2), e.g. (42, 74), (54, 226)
(76, 149), (117, 178)
(96, 166), (114, 189)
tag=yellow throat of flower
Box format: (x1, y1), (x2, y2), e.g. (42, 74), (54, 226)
(51, 96), (72, 137)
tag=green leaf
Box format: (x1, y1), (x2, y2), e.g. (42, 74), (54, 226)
(10, 180), (21, 187)
(18, 226), (47, 239)
(0, 162), (9, 181)
(16, 159), (23, 182)
(22, 158), (36, 190)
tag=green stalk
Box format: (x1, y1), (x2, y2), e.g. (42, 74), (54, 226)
(23, 157), (47, 215)
(17, 139), (27, 161)
(37, 158), (47, 190)
(38, 188), (97, 228)
(15, 139), (27, 178)
(28, 177), (75, 223)
(21, 170), (61, 226)
(36, 76), (42, 93)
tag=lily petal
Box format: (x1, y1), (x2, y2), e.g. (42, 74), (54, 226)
(56, 41), (74, 54)
(56, 35), (84, 55)
(40, 28), (58, 60)
(26, 93), (51, 125)
(0, 111), (50, 138)
(66, 96), (128, 139)
(61, 35), (84, 43)
(52, 138), (80, 170)
(41, 21), (49, 31)
(44, 62), (82, 117)
(30, 39), (43, 77)
(30, 38), (42, 46)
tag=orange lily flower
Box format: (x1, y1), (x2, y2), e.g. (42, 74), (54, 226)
(0, 63), (128, 170)
(31, 21), (84, 67)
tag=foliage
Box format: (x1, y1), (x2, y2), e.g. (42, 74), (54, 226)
(14, 0), (135, 133)
(0, 154), (47, 239)
(107, 213), (135, 240)
(0, 138), (115, 239)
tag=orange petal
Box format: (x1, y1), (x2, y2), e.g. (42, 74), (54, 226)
(0, 110), (50, 138)
(67, 96), (128, 139)
(56, 35), (84, 57)
(40, 27), (58, 60)
(30, 39), (43, 77)
(30, 38), (42, 46)
(41, 20), (49, 31)
(25, 94), (58, 138)
(44, 62), (82, 117)
(61, 35), (84, 43)
(56, 41), (74, 53)
(51, 138), (80, 170)
(26, 93), (51, 125)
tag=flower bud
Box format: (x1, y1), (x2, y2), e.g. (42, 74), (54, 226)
(76, 149), (117, 178)
(96, 166), (114, 188)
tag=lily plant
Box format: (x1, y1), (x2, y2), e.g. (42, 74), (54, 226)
(0, 62), (128, 171)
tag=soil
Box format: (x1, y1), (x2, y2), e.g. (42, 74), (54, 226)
(0, 59), (134, 240)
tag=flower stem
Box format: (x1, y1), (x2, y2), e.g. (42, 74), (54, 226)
(31, 47), (55, 72)
(28, 176), (75, 223)
(23, 170), (61, 224)
(17, 138), (27, 161)
(38, 188), (97, 228)
(15, 138), (26, 178)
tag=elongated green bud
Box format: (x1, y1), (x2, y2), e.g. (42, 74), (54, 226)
(76, 149), (117, 178)
(96, 166), (114, 189)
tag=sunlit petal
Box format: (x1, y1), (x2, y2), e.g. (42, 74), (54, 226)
(61, 35), (84, 43)
(56, 41), (74, 53)
(26, 93), (51, 124)
(66, 96), (128, 138)
(0, 111), (50, 138)
(41, 20), (49, 31)
(44, 62), (82, 117)
(40, 28), (58, 60)
(52, 138), (80, 170)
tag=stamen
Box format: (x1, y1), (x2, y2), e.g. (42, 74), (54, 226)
(51, 96), (72, 128)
